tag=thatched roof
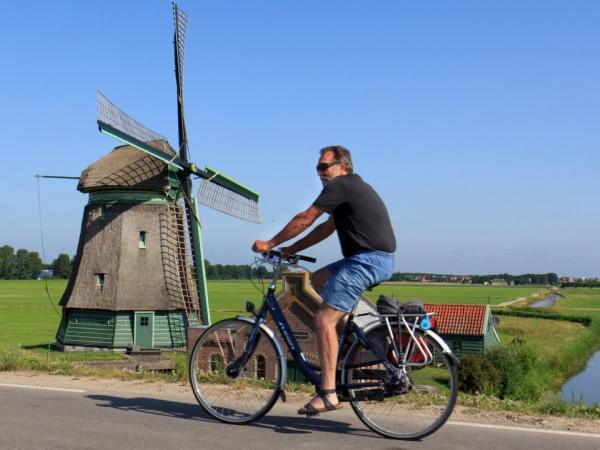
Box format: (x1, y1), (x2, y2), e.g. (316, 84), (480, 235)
(60, 202), (200, 312)
(78, 142), (174, 193)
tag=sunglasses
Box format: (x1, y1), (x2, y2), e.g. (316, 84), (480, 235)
(316, 161), (339, 171)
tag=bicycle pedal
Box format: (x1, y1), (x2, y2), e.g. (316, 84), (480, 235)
(305, 411), (319, 418)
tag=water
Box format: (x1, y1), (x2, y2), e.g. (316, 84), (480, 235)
(530, 293), (560, 308)
(561, 350), (600, 405)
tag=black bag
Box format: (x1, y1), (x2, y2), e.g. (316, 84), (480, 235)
(376, 295), (425, 316)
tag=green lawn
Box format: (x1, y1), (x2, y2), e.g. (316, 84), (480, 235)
(554, 288), (600, 314)
(363, 283), (548, 305)
(0, 279), (549, 348)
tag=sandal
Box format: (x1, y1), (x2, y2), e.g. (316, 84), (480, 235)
(297, 388), (343, 417)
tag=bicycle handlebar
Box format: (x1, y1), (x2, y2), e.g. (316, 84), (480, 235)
(262, 249), (317, 264)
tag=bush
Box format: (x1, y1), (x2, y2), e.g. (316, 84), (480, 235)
(0, 346), (75, 374)
(458, 355), (501, 396)
(0, 346), (27, 371)
(486, 339), (543, 401)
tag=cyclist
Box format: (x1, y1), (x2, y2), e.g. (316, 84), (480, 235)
(252, 145), (396, 415)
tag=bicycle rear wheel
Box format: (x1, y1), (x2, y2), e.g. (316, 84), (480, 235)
(189, 318), (283, 424)
(342, 324), (458, 440)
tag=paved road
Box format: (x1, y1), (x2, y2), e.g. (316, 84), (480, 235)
(1, 383), (599, 450)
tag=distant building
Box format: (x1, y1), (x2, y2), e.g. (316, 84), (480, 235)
(38, 269), (54, 279)
(490, 278), (508, 286)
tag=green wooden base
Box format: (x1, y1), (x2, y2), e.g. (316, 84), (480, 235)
(55, 309), (195, 350)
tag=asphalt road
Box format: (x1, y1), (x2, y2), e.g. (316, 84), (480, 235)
(1, 383), (599, 450)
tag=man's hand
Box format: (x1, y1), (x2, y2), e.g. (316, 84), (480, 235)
(279, 246), (295, 256)
(252, 240), (273, 253)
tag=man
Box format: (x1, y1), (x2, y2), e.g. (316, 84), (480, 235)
(252, 145), (396, 415)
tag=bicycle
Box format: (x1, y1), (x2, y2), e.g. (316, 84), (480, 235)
(189, 250), (459, 440)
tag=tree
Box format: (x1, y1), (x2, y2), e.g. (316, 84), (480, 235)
(27, 252), (43, 279)
(52, 253), (73, 278)
(13, 249), (43, 279)
(13, 249), (31, 279)
(0, 245), (15, 279)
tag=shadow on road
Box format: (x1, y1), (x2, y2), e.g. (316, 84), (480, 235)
(87, 394), (378, 440)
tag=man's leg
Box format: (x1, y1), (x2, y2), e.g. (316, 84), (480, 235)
(310, 267), (331, 294)
(302, 303), (346, 410)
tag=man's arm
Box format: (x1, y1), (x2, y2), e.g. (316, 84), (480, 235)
(280, 216), (335, 255)
(252, 205), (325, 253)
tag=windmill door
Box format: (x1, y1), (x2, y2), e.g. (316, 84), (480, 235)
(134, 312), (154, 348)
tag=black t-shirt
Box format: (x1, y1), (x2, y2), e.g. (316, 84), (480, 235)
(313, 174), (396, 257)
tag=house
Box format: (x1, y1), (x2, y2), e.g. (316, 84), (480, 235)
(490, 278), (508, 286)
(424, 303), (500, 357)
(38, 269), (54, 279)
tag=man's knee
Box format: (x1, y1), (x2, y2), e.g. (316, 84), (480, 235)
(313, 308), (327, 332)
(313, 305), (346, 333)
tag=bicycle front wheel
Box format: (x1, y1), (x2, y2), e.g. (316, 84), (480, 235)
(189, 318), (283, 424)
(342, 324), (458, 440)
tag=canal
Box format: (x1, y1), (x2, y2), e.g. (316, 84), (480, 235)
(529, 292), (599, 405)
(561, 349), (600, 405)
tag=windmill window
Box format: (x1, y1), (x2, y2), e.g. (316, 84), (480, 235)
(140, 317), (149, 326)
(256, 354), (266, 379)
(292, 329), (313, 341)
(210, 354), (224, 373)
(95, 273), (105, 289)
(138, 231), (147, 249)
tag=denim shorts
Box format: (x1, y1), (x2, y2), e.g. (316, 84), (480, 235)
(321, 250), (395, 313)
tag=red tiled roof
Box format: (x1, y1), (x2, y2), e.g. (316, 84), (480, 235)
(424, 304), (488, 336)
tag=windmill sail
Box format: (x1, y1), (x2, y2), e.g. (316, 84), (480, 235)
(97, 91), (261, 223)
(197, 169), (261, 223)
(97, 92), (180, 167)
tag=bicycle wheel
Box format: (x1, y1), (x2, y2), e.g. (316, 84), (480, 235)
(342, 323), (458, 440)
(189, 318), (283, 424)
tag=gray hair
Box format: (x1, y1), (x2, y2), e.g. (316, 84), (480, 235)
(319, 145), (353, 174)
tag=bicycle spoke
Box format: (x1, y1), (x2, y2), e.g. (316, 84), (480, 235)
(189, 319), (282, 424)
(343, 325), (458, 440)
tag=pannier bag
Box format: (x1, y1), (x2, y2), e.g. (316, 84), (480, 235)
(376, 295), (425, 316)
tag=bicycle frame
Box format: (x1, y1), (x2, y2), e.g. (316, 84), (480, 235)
(229, 254), (403, 391)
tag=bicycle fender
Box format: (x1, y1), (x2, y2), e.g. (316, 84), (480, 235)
(235, 316), (288, 388)
(424, 330), (460, 365)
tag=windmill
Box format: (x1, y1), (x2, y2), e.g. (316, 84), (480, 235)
(56, 2), (260, 351)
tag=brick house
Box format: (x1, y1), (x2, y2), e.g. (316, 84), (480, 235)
(188, 271), (376, 381)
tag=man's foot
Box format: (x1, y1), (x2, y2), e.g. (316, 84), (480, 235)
(297, 388), (343, 416)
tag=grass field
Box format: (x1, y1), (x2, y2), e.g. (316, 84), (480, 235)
(0, 279), (549, 347)
(554, 288), (600, 317)
(364, 283), (549, 306)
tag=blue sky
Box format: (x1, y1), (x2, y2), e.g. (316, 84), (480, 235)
(1, 1), (598, 276)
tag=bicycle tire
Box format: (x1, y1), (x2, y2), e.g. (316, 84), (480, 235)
(342, 323), (458, 440)
(189, 318), (283, 424)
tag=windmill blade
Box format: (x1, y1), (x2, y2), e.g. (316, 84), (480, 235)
(173, 2), (189, 89)
(197, 168), (261, 224)
(171, 2), (261, 223)
(97, 91), (189, 172)
(97, 92), (261, 222)
(173, 2), (190, 165)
